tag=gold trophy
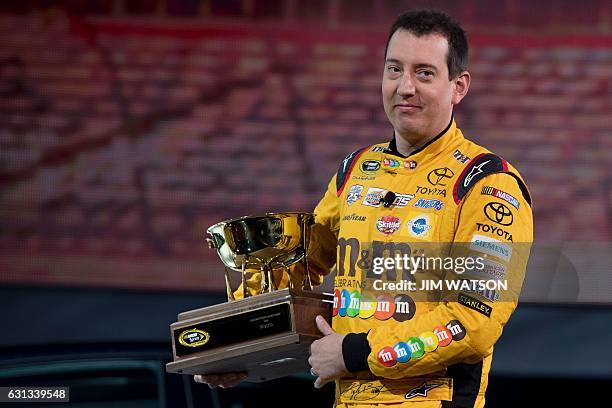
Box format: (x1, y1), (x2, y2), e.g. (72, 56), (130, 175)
(165, 212), (332, 382)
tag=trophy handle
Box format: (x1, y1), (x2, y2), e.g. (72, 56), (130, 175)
(301, 215), (313, 291)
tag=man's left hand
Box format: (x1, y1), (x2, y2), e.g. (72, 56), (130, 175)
(308, 315), (348, 389)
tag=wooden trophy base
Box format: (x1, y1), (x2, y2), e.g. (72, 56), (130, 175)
(165, 288), (332, 382)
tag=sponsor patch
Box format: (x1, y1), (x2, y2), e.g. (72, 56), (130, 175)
(342, 213), (366, 222)
(392, 193), (415, 207)
(416, 185), (446, 197)
(453, 153), (508, 204)
(405, 160), (417, 169)
(362, 187), (386, 207)
(405, 382), (441, 399)
(178, 329), (210, 348)
(351, 175), (376, 182)
(470, 234), (512, 262)
(453, 149), (470, 164)
(377, 215), (401, 235)
(458, 292), (492, 317)
(346, 184), (363, 206)
(375, 320), (466, 368)
(361, 160), (381, 174)
(476, 222), (513, 242)
(427, 167), (454, 186)
(464, 160), (490, 188)
(473, 287), (500, 302)
(377, 346), (397, 367)
(407, 214), (434, 239)
(383, 158), (401, 168)
(413, 198), (444, 211)
(484, 202), (514, 226)
(481, 186), (520, 209)
(467, 258), (507, 280)
(394, 342), (411, 363)
(362, 187), (414, 208)
(371, 145), (387, 152)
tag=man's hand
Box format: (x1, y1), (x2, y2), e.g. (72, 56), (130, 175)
(193, 373), (248, 388)
(308, 315), (348, 389)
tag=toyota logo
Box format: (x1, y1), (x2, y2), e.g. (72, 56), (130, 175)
(484, 202), (513, 226)
(427, 168), (454, 186)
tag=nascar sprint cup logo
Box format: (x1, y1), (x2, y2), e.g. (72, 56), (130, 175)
(376, 216), (401, 235)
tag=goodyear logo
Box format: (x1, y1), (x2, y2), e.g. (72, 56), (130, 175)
(178, 328), (210, 348)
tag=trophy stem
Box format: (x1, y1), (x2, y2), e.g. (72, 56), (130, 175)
(241, 261), (248, 299)
(224, 267), (236, 301)
(263, 263), (277, 293)
(280, 264), (293, 289)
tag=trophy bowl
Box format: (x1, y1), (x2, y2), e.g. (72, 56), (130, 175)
(206, 212), (315, 298)
(166, 212), (332, 382)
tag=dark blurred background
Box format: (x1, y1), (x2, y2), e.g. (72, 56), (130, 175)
(1, 0), (611, 406)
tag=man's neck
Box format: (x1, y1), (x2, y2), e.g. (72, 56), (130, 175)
(393, 118), (453, 157)
(394, 132), (436, 157)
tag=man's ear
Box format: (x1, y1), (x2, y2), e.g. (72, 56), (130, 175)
(451, 71), (471, 105)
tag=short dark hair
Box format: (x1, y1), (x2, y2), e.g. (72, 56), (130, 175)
(384, 9), (468, 79)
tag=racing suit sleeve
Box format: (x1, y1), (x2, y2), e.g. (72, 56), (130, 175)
(343, 172), (533, 378)
(233, 176), (339, 298)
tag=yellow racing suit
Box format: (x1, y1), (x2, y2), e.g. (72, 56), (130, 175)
(241, 119), (533, 407)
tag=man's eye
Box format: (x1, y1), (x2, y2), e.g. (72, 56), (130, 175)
(418, 70), (434, 78)
(387, 66), (401, 73)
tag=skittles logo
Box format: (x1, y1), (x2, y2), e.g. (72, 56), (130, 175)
(376, 215), (401, 235)
(376, 320), (466, 366)
(332, 289), (415, 322)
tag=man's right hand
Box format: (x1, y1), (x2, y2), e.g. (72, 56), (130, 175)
(193, 373), (248, 388)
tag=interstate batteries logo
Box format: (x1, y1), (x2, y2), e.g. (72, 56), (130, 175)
(377, 216), (401, 235)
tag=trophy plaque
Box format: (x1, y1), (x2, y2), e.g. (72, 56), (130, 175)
(165, 212), (332, 382)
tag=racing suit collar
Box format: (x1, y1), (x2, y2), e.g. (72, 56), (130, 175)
(386, 117), (456, 159)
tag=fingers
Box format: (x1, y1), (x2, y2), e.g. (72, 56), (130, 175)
(315, 315), (334, 336)
(314, 376), (331, 389)
(193, 373), (248, 388)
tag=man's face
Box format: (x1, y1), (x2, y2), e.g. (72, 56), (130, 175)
(382, 30), (462, 143)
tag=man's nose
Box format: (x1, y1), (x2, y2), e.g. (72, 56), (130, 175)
(397, 74), (416, 97)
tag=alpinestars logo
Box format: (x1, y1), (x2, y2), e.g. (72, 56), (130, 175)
(405, 383), (441, 399)
(463, 160), (491, 188)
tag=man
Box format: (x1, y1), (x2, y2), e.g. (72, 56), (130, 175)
(197, 9), (533, 408)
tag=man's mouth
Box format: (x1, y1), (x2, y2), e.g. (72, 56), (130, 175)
(395, 104), (421, 112)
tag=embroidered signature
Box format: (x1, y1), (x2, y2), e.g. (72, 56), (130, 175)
(341, 383), (383, 401)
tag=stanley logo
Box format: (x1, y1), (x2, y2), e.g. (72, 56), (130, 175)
(179, 328), (210, 348)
